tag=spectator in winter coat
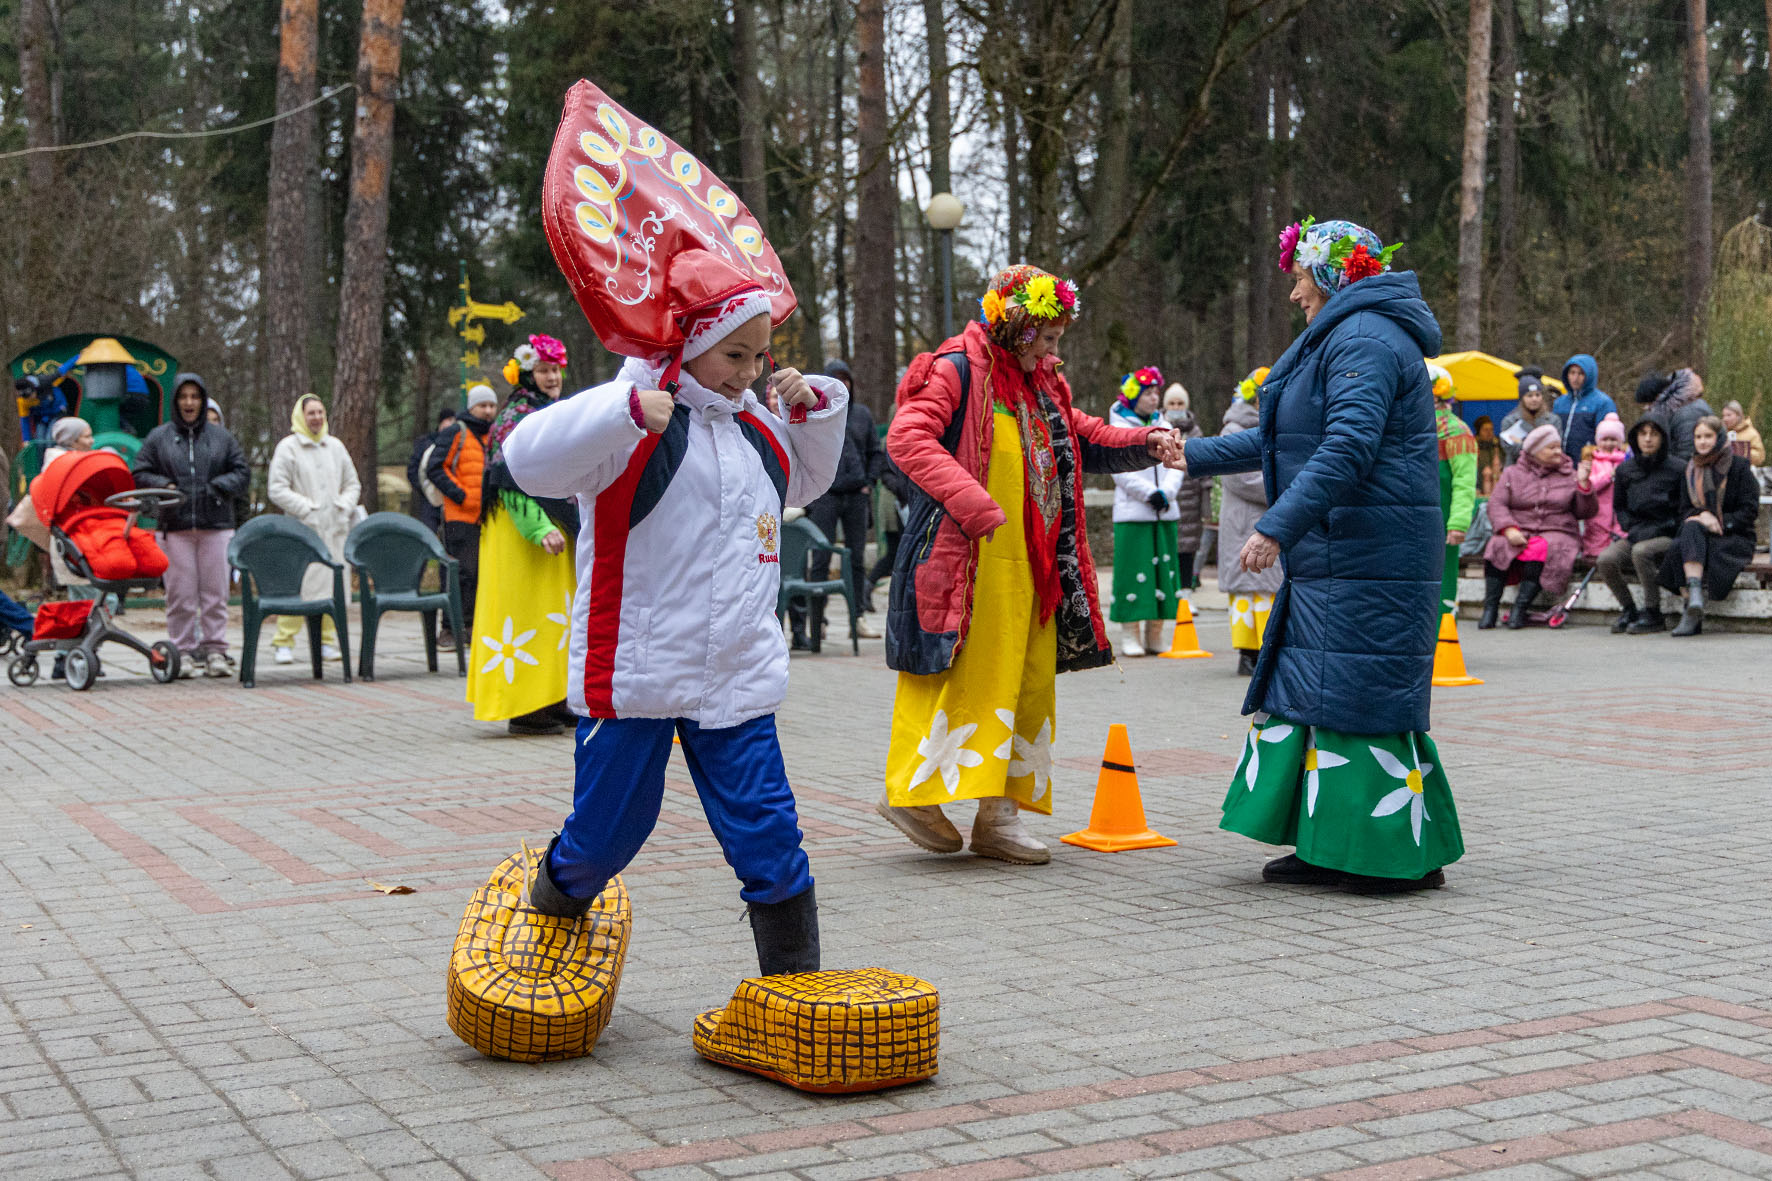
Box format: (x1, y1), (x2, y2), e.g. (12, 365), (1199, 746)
(1214, 374), (1281, 676)
(796, 358), (882, 644)
(1554, 353), (1618, 460)
(266, 394), (361, 665)
(406, 407), (455, 535)
(1721, 400), (1764, 465)
(1635, 369), (1713, 460)
(1578, 413), (1628, 563)
(1498, 369), (1563, 466)
(1161, 384), (1208, 596)
(1478, 423), (1596, 630)
(1598, 418), (1684, 634)
(1658, 416), (1758, 637)
(1473, 416), (1502, 495)
(1108, 367), (1185, 656)
(426, 385), (496, 640)
(131, 373), (252, 677)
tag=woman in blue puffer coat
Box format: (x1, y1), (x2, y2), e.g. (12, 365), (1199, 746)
(1180, 217), (1464, 894)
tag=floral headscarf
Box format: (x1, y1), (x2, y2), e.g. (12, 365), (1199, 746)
(1116, 366), (1164, 412)
(978, 263), (1080, 353)
(1277, 217), (1400, 294)
(501, 333), (568, 389)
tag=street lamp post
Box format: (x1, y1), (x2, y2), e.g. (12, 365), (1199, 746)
(924, 192), (965, 340)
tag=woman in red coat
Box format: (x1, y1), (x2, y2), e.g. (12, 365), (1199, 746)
(1478, 423), (1596, 629)
(878, 264), (1181, 864)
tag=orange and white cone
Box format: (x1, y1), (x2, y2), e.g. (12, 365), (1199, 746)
(1158, 598), (1212, 660)
(1061, 725), (1178, 852)
(1430, 612), (1483, 687)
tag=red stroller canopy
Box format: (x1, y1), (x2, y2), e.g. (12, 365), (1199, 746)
(32, 449), (135, 527)
(541, 79), (796, 358)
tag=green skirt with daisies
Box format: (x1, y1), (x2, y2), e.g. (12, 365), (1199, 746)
(1109, 520), (1184, 622)
(1224, 713), (1464, 879)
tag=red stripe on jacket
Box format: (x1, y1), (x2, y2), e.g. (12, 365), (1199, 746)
(582, 434), (666, 715)
(735, 411), (792, 483)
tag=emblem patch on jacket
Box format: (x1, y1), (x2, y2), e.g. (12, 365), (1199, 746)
(756, 512), (779, 563)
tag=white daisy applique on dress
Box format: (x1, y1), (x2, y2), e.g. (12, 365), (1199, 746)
(1243, 713), (1295, 791)
(480, 617), (539, 685)
(548, 591), (572, 650)
(993, 710), (1054, 802)
(1304, 731), (1349, 817)
(1369, 737), (1436, 845)
(910, 709), (982, 794)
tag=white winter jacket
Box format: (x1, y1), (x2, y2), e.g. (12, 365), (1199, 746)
(503, 358), (847, 728)
(267, 432), (361, 601)
(1109, 406), (1184, 523)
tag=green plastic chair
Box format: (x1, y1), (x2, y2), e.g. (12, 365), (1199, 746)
(775, 516), (858, 654)
(344, 512), (464, 682)
(227, 515), (352, 689)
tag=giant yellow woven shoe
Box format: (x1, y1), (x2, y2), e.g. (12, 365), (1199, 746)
(693, 969), (939, 1093)
(446, 847), (630, 1062)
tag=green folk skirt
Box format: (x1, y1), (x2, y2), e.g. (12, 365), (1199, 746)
(1109, 520), (1184, 623)
(1224, 713), (1464, 879)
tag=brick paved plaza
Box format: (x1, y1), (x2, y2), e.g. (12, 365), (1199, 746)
(4, 604), (1771, 1180)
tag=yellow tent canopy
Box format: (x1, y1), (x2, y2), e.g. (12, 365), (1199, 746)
(1427, 350), (1565, 402)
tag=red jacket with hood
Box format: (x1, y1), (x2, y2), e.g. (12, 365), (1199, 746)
(884, 320), (1158, 676)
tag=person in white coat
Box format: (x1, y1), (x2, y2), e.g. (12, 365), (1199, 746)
(266, 394), (360, 662)
(503, 277), (846, 978)
(1108, 367), (1186, 656)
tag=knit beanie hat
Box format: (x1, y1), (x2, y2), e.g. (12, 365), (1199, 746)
(680, 288), (773, 362)
(466, 383), (497, 411)
(1634, 371), (1673, 405)
(1520, 422), (1561, 459)
(1517, 366), (1545, 398)
(1594, 413), (1625, 445)
(49, 416), (90, 447)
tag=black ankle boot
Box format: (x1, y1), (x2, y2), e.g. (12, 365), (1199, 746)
(528, 835), (597, 918)
(1671, 578), (1704, 637)
(1610, 591), (1637, 633)
(1236, 649), (1256, 676)
(1506, 580), (1539, 629)
(747, 886), (820, 976)
(1477, 573), (1504, 630)
(1628, 608), (1666, 634)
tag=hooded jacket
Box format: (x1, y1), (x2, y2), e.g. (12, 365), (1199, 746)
(1612, 419), (1685, 544)
(1184, 271), (1444, 735)
(1552, 354), (1618, 459)
(1638, 369), (1714, 461)
(502, 360), (847, 727)
(130, 372), (251, 532)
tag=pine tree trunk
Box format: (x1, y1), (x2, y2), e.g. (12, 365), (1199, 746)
(17, 0), (57, 350)
(264, 0), (319, 438)
(1245, 55), (1272, 368)
(1683, 0), (1712, 357)
(731, 1), (770, 233)
(831, 0), (851, 361)
(924, 0), (952, 342)
(853, 0), (897, 417)
(1492, 0), (1520, 360)
(1457, 0), (1493, 350)
(1005, 106), (1022, 262)
(1089, 0), (1133, 378)
(1271, 49), (1293, 361)
(330, 0), (405, 512)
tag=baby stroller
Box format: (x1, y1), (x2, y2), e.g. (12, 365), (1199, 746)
(5, 451), (185, 691)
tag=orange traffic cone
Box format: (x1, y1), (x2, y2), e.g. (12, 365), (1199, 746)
(1061, 725), (1178, 852)
(1430, 612), (1484, 687)
(1157, 597), (1212, 660)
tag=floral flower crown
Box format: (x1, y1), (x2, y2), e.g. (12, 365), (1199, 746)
(980, 271), (1080, 334)
(1118, 366), (1165, 405)
(1237, 365), (1271, 403)
(502, 333), (568, 386)
(1277, 216), (1401, 286)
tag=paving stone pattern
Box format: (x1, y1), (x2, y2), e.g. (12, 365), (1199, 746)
(2, 603), (1770, 1180)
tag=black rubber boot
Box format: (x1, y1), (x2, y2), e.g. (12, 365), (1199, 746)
(748, 886), (820, 977)
(528, 836), (597, 918)
(1671, 578), (1704, 637)
(508, 707), (564, 736)
(1628, 608), (1667, 634)
(1236, 649), (1257, 676)
(1506, 580), (1539, 629)
(1477, 572), (1505, 630)
(544, 700), (578, 728)
(1610, 589), (1637, 633)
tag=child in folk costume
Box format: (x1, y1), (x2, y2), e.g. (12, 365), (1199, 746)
(1428, 363), (1477, 615)
(506, 249), (847, 974)
(1108, 366), (1187, 657)
(878, 264), (1183, 864)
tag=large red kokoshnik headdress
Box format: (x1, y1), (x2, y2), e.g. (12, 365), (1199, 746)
(542, 80), (796, 388)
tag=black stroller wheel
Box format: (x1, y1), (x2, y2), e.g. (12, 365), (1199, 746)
(6, 654), (37, 686)
(149, 641), (179, 684)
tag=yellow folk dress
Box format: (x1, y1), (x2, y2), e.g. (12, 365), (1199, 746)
(465, 494), (577, 721)
(885, 408), (1058, 814)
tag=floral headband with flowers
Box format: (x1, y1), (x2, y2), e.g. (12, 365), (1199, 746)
(1237, 365), (1272, 402)
(1117, 366), (1165, 409)
(1277, 216), (1401, 293)
(978, 263), (1080, 351)
(502, 333), (568, 387)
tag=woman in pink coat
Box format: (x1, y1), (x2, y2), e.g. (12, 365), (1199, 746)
(1478, 423), (1596, 630)
(1579, 413), (1628, 561)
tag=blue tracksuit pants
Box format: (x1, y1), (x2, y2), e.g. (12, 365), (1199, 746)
(548, 714), (813, 905)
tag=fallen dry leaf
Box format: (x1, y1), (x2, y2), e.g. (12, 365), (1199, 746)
(17, 923), (32, 930)
(364, 879), (415, 895)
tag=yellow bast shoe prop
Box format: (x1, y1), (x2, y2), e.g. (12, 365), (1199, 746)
(693, 969), (940, 1093)
(446, 847), (631, 1062)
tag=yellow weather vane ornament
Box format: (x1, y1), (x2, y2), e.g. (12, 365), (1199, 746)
(451, 268), (525, 394)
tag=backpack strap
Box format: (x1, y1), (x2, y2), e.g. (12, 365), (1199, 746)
(936, 351), (971, 454)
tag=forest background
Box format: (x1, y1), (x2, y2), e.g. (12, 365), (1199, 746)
(1, 0), (1769, 506)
